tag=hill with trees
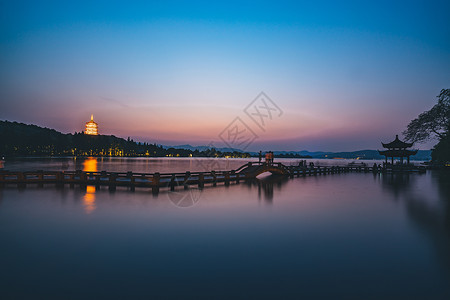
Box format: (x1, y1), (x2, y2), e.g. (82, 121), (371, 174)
(0, 120), (250, 158)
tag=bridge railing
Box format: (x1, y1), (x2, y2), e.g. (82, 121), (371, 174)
(0, 162), (425, 193)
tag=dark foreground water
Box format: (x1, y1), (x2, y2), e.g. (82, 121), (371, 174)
(1, 158), (449, 299)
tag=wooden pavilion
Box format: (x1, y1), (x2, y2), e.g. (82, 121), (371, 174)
(378, 135), (418, 166)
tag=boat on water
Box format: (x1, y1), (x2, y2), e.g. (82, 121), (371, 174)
(347, 161), (367, 167)
(421, 161), (450, 170)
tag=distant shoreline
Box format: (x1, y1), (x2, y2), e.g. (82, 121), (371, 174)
(2, 155), (428, 161)
(0, 120), (431, 161)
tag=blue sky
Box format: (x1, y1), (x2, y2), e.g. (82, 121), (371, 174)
(1, 0), (449, 151)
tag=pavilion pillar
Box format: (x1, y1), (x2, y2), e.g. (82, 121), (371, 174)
(391, 157), (394, 165)
(407, 156), (410, 164)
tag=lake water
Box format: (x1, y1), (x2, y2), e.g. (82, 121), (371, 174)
(1, 157), (449, 299)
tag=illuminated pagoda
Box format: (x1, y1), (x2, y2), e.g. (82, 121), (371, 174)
(85, 115), (98, 135)
(378, 135), (417, 166)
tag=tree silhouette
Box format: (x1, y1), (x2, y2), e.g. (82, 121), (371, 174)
(404, 89), (450, 143)
(404, 89), (450, 163)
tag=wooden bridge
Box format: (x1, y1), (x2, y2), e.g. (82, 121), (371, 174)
(0, 162), (425, 194)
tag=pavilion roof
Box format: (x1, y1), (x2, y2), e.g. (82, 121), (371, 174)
(378, 149), (418, 157)
(381, 135), (413, 149)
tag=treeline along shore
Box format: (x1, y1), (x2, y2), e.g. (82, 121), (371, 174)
(0, 121), (250, 158)
(0, 120), (432, 160)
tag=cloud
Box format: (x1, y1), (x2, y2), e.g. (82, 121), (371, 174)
(99, 97), (131, 108)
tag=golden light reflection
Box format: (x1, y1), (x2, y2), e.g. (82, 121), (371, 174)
(83, 157), (98, 172)
(83, 185), (96, 214)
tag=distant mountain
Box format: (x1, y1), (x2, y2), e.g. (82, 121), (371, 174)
(273, 149), (431, 161)
(273, 150), (330, 157)
(162, 144), (243, 153)
(162, 147), (431, 161)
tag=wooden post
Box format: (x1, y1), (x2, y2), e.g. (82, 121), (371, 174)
(128, 172), (135, 191)
(80, 172), (87, 188)
(152, 172), (160, 194)
(211, 171), (217, 186)
(236, 173), (242, 183)
(170, 174), (176, 191)
(17, 172), (25, 188)
(56, 172), (64, 188)
(184, 171), (190, 189)
(38, 172), (44, 188)
(225, 171), (230, 186)
(198, 173), (204, 189)
(69, 174), (74, 189)
(109, 173), (116, 191)
(232, 170), (239, 184)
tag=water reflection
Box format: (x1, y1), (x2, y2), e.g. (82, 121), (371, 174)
(433, 171), (450, 203)
(2, 162), (450, 298)
(380, 173), (414, 199)
(83, 157), (98, 172)
(83, 186), (96, 214)
(82, 158), (98, 214)
(381, 171), (450, 276)
(253, 174), (289, 205)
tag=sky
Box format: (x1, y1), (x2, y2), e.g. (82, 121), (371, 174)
(1, 0), (449, 151)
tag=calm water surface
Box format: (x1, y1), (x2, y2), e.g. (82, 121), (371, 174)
(0, 158), (449, 299)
